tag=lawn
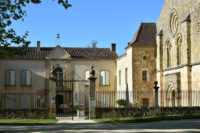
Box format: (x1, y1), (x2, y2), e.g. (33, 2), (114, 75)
(0, 119), (57, 125)
(95, 114), (200, 123)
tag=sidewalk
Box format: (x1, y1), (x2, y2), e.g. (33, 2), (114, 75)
(57, 117), (96, 123)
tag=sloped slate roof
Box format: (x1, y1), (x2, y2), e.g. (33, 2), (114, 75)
(1, 47), (118, 60)
(127, 23), (156, 47)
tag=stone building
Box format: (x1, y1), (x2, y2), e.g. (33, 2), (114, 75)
(117, 23), (157, 107)
(0, 43), (117, 115)
(156, 0), (200, 107)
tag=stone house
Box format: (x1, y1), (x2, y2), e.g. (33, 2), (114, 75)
(117, 23), (157, 107)
(0, 44), (117, 114)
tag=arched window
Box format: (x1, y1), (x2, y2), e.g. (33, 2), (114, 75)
(177, 36), (182, 65)
(52, 67), (63, 87)
(167, 41), (172, 68)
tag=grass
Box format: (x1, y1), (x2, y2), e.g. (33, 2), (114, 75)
(95, 114), (200, 123)
(0, 119), (57, 125)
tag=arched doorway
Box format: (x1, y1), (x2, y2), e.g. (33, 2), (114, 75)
(166, 83), (176, 107)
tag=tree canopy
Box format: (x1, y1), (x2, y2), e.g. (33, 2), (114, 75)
(0, 0), (71, 58)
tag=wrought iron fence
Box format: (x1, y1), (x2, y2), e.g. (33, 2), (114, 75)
(0, 89), (38, 110)
(96, 90), (154, 108)
(96, 90), (200, 108)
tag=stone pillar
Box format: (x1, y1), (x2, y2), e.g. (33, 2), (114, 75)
(88, 66), (97, 119)
(154, 81), (159, 107)
(49, 74), (57, 118)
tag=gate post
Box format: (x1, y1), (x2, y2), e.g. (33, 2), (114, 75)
(154, 81), (159, 107)
(49, 73), (57, 119)
(88, 66), (97, 119)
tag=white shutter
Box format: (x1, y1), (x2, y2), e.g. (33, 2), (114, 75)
(101, 71), (106, 85)
(10, 71), (15, 85)
(106, 71), (109, 85)
(26, 71), (31, 85)
(85, 71), (90, 85)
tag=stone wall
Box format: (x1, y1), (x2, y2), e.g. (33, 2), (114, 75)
(0, 109), (49, 119)
(96, 107), (200, 118)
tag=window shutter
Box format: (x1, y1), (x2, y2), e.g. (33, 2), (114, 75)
(5, 71), (10, 85)
(85, 71), (90, 85)
(101, 71), (106, 85)
(106, 71), (109, 85)
(22, 71), (26, 85)
(26, 71), (31, 85)
(10, 71), (15, 85)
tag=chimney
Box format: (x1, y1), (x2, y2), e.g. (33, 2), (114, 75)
(37, 41), (40, 51)
(110, 43), (116, 52)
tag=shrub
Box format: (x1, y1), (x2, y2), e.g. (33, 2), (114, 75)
(116, 99), (129, 108)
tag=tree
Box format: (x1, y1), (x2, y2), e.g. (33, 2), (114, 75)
(0, 0), (71, 58)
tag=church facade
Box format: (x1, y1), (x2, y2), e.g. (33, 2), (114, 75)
(156, 0), (200, 107)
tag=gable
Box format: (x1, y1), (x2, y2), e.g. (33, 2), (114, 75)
(156, 0), (199, 35)
(45, 45), (71, 59)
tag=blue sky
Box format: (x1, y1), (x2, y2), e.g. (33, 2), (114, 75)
(12, 0), (165, 56)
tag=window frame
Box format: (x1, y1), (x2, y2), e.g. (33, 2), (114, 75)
(177, 36), (182, 66)
(119, 70), (121, 86)
(142, 70), (148, 82)
(5, 69), (16, 86)
(100, 70), (110, 86)
(125, 68), (128, 84)
(85, 70), (90, 86)
(21, 70), (32, 86)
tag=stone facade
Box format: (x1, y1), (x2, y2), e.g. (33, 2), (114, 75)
(0, 45), (117, 117)
(156, 0), (200, 107)
(117, 23), (157, 107)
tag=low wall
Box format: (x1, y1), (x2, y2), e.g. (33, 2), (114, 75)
(96, 107), (200, 119)
(0, 109), (49, 119)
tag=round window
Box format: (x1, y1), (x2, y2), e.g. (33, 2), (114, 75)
(170, 11), (178, 35)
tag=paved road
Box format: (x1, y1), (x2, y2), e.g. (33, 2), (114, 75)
(0, 119), (200, 133)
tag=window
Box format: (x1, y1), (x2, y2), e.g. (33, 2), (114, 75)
(100, 71), (109, 85)
(167, 42), (172, 67)
(119, 70), (121, 86)
(125, 68), (128, 84)
(142, 70), (147, 82)
(170, 10), (178, 35)
(52, 68), (63, 87)
(21, 70), (31, 86)
(21, 94), (31, 109)
(177, 37), (182, 65)
(5, 70), (15, 86)
(85, 70), (90, 86)
(5, 95), (15, 109)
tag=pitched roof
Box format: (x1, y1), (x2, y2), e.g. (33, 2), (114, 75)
(127, 23), (156, 48)
(1, 47), (118, 60)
